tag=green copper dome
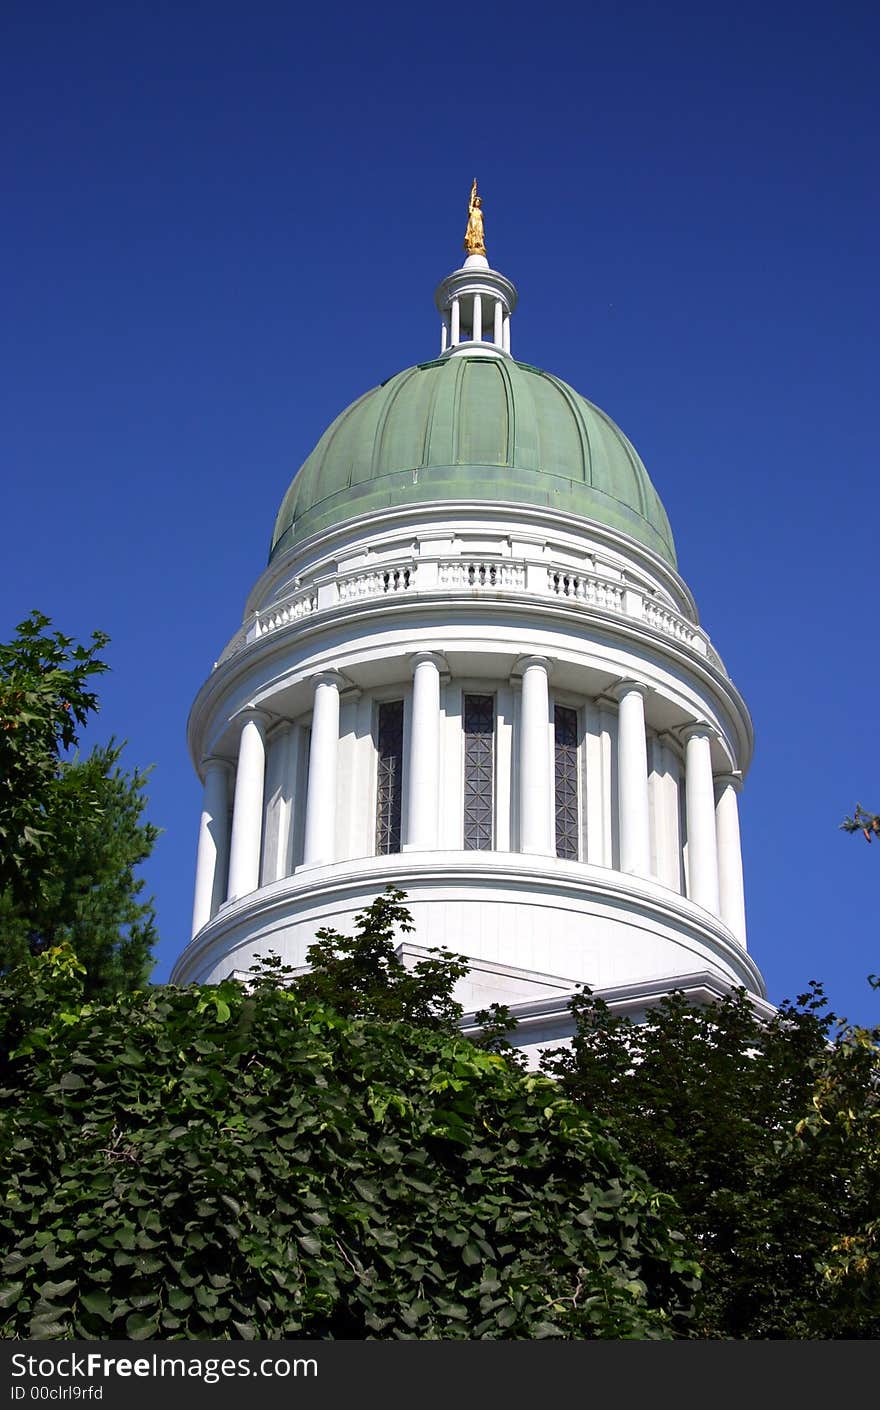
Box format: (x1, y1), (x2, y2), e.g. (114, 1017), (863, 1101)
(270, 355), (676, 566)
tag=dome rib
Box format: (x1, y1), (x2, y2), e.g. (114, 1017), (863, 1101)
(270, 355), (676, 566)
(370, 365), (420, 483)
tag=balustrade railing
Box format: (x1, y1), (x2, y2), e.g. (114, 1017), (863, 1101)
(254, 589), (318, 637)
(216, 554), (722, 672)
(547, 568), (623, 610)
(439, 560), (525, 589)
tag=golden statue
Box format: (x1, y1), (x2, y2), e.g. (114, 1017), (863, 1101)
(464, 178), (486, 256)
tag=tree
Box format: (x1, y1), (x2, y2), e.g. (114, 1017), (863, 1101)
(797, 978), (880, 1333)
(0, 612), (158, 993)
(0, 936), (700, 1340)
(285, 886), (468, 1030)
(286, 886), (517, 1049)
(542, 983), (880, 1338)
(841, 805), (880, 844)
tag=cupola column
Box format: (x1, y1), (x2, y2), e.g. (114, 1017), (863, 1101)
(434, 224), (517, 360)
(450, 299), (460, 347)
(715, 773), (747, 945)
(191, 757), (232, 935)
(405, 653), (445, 849)
(518, 657), (553, 855)
(502, 313), (511, 354)
(683, 725), (721, 914)
(227, 711), (268, 901)
(615, 682), (651, 878)
(302, 672), (342, 867)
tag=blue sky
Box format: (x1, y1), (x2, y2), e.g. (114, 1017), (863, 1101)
(3, 1), (878, 1023)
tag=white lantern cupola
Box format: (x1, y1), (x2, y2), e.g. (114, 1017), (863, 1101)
(435, 179), (517, 356)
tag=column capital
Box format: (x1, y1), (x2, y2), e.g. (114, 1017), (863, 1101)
(610, 678), (648, 703)
(200, 754), (233, 778)
(311, 670), (346, 692)
(680, 720), (717, 745)
(512, 654), (553, 681)
(714, 770), (744, 794)
(233, 706), (272, 733)
(410, 651), (448, 674)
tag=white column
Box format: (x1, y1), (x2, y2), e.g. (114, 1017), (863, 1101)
(518, 656), (553, 855)
(683, 724), (720, 913)
(650, 732), (684, 893)
(227, 711), (268, 901)
(405, 652), (443, 849)
(450, 298), (460, 346)
(502, 313), (511, 353)
(615, 681), (651, 877)
(191, 757), (232, 936)
(493, 299), (503, 346)
(302, 672), (341, 867)
(261, 723), (301, 885)
(472, 293), (482, 343)
(715, 772), (747, 944)
(440, 320), (448, 354)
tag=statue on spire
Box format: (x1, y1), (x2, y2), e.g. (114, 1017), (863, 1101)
(464, 179), (486, 257)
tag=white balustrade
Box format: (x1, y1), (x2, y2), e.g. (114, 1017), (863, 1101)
(222, 546), (722, 674)
(338, 565), (414, 601)
(546, 568), (624, 610)
(438, 560), (525, 589)
(253, 588), (318, 639)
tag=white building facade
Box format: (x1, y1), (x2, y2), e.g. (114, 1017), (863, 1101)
(172, 240), (767, 1060)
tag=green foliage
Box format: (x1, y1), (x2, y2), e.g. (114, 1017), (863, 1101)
(0, 613), (157, 993)
(542, 983), (880, 1338)
(841, 804), (880, 844)
(796, 980), (880, 1333)
(288, 887), (520, 1059)
(290, 887), (469, 1031)
(0, 612), (109, 903)
(0, 943), (699, 1341)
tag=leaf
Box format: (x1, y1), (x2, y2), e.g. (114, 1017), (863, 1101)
(35, 1278), (77, 1299)
(126, 1311), (159, 1340)
(531, 1321), (565, 1338)
(30, 1314), (67, 1338)
(80, 1290), (113, 1321)
(0, 1283), (23, 1309)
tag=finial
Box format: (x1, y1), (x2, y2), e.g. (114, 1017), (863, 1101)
(464, 178), (486, 257)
